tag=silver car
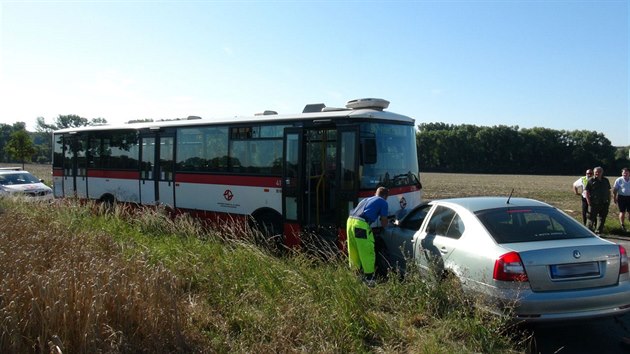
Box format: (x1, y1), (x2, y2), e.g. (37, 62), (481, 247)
(380, 197), (630, 322)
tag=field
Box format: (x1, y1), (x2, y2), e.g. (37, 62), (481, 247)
(421, 172), (582, 216)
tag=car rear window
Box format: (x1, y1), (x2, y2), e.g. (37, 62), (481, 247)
(475, 206), (594, 243)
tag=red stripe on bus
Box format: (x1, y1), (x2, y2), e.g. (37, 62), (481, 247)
(357, 185), (420, 197)
(52, 169), (63, 176)
(87, 170), (140, 179)
(176, 173), (282, 187)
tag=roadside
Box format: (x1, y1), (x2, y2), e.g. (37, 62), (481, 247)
(604, 234), (630, 242)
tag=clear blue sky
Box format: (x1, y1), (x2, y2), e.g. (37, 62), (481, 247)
(0, 0), (628, 146)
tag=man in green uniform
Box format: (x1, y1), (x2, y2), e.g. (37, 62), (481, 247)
(346, 187), (389, 286)
(585, 166), (612, 234)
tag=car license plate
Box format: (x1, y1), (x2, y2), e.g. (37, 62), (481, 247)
(550, 262), (600, 279)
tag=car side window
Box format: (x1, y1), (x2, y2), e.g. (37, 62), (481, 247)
(446, 213), (465, 239)
(427, 206), (464, 239)
(401, 204), (432, 231)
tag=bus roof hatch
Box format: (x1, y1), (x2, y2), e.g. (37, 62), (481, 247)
(346, 98), (390, 111)
(303, 103), (326, 113)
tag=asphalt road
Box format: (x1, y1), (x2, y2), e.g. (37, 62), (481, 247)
(526, 235), (630, 354)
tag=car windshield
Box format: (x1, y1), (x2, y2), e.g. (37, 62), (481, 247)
(476, 206), (594, 243)
(0, 172), (41, 185)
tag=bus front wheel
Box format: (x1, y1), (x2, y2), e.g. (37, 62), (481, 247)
(251, 210), (283, 251)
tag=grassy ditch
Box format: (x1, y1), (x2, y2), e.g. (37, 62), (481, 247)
(0, 198), (525, 353)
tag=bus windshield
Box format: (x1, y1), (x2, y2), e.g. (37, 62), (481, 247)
(360, 123), (419, 189)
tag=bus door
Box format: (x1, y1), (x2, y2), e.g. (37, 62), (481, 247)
(304, 127), (338, 229)
(336, 126), (360, 229)
(139, 136), (156, 204)
(283, 126), (344, 246)
(61, 134), (88, 198)
(282, 128), (304, 246)
(139, 133), (175, 207)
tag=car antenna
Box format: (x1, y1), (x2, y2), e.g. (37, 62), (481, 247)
(507, 188), (514, 204)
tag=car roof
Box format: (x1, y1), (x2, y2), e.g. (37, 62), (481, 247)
(432, 197), (552, 213)
(0, 167), (23, 171)
(0, 170), (31, 175)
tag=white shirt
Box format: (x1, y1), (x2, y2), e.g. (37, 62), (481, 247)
(573, 176), (589, 198)
(613, 176), (630, 196)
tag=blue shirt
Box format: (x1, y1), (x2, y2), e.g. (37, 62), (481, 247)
(350, 195), (389, 224)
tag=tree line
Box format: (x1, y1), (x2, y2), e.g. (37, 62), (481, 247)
(0, 115), (107, 166)
(1, 115), (629, 176)
(416, 122), (630, 175)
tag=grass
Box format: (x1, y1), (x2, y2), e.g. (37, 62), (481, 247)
(0, 197), (525, 353)
(0, 200), (190, 353)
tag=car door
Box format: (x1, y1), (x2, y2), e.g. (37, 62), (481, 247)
(380, 203), (433, 274)
(414, 205), (465, 277)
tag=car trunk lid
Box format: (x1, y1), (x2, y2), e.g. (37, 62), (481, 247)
(514, 242), (622, 292)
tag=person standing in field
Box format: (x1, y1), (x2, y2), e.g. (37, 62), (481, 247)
(612, 167), (630, 233)
(346, 186), (389, 287)
(573, 169), (593, 225)
(585, 166), (612, 234)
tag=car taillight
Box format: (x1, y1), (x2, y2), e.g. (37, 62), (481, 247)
(493, 251), (528, 282)
(620, 246), (628, 274)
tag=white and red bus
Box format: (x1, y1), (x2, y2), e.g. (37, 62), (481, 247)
(52, 98), (422, 247)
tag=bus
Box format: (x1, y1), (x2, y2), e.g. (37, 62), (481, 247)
(52, 98), (422, 248)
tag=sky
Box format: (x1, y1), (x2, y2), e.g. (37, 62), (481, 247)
(0, 0), (628, 146)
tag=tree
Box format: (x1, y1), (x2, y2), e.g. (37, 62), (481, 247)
(36, 114), (108, 132)
(33, 115), (108, 164)
(32, 131), (52, 163)
(0, 124), (13, 162)
(416, 122), (617, 175)
(0, 122), (29, 163)
(565, 130), (616, 174)
(35, 117), (57, 132)
(5, 129), (36, 169)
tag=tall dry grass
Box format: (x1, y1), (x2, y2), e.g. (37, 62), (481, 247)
(0, 198), (522, 353)
(0, 200), (196, 353)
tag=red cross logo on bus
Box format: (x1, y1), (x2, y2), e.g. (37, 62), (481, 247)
(223, 189), (234, 201)
(399, 197), (407, 209)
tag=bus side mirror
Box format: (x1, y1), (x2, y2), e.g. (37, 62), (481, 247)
(362, 138), (377, 164)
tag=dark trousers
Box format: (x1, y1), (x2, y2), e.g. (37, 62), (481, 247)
(581, 197), (588, 225)
(587, 204), (609, 234)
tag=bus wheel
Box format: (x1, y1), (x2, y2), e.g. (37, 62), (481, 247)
(251, 210), (284, 252)
(99, 194), (116, 212)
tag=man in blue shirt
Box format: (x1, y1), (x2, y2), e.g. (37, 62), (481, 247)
(346, 187), (389, 286)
